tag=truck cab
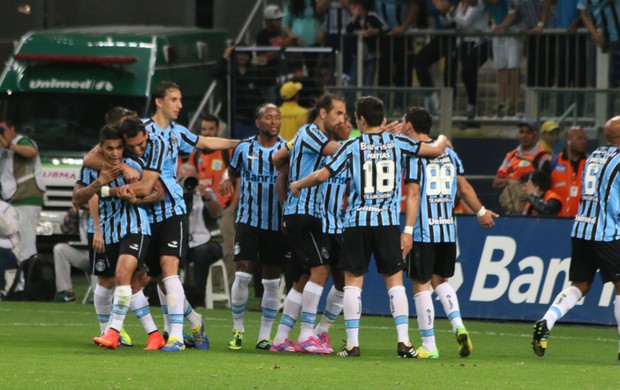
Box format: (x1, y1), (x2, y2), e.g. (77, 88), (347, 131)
(0, 26), (227, 247)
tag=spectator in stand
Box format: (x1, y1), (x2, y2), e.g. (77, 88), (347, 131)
(484, 0), (522, 117)
(346, 0), (390, 87)
(0, 200), (20, 296)
(521, 170), (562, 216)
(283, 0), (327, 49)
(493, 120), (552, 214)
(0, 120), (45, 261)
(279, 81), (309, 141)
(449, 0), (491, 119)
(188, 114), (237, 287)
(539, 120), (561, 153)
(544, 125), (588, 217)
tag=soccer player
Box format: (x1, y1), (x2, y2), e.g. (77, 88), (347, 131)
(72, 125), (165, 350)
(219, 103), (287, 350)
(271, 94), (345, 354)
(532, 116), (620, 360)
(290, 96), (447, 357)
(401, 107), (497, 359)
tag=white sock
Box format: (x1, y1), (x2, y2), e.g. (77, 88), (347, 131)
(109, 285), (131, 332)
(343, 286), (362, 349)
(231, 272), (252, 332)
(94, 284), (113, 334)
(129, 289), (158, 334)
(615, 295), (620, 354)
(273, 288), (303, 345)
(389, 285), (410, 345)
(258, 278), (280, 342)
(316, 286), (344, 336)
(414, 290), (435, 351)
(162, 275), (185, 341)
(298, 281), (324, 342)
(157, 284), (170, 334)
(184, 299), (202, 329)
(543, 286), (583, 330)
(434, 282), (463, 332)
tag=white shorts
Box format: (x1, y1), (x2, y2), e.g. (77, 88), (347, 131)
(492, 35), (522, 69)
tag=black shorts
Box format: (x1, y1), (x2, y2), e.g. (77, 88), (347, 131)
(325, 233), (343, 268)
(88, 233), (110, 277)
(144, 215), (188, 277)
(570, 238), (620, 284)
(407, 242), (456, 281)
(283, 214), (330, 268)
(233, 223), (286, 267)
(340, 226), (406, 277)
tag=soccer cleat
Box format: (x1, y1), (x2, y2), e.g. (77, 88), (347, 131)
(397, 342), (419, 358)
(269, 339), (300, 353)
(455, 325), (473, 358)
(532, 319), (550, 357)
(183, 331), (196, 348)
(54, 291), (75, 303)
(144, 331), (166, 350)
(256, 339), (271, 350)
(161, 336), (186, 352)
(317, 332), (333, 353)
(191, 315), (210, 350)
(297, 336), (332, 354)
(93, 329), (119, 349)
(228, 329), (244, 350)
(338, 345), (360, 357)
(415, 346), (439, 359)
(118, 327), (133, 347)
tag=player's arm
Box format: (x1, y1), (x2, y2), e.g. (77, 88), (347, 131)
(322, 140), (342, 156)
(82, 145), (140, 182)
(110, 170), (160, 198)
(219, 166), (239, 198)
(290, 167), (332, 196)
(417, 135), (447, 157)
(273, 144), (291, 169)
(401, 182), (420, 259)
(88, 194), (104, 254)
(118, 179), (165, 204)
(457, 175), (497, 228)
(277, 161), (291, 209)
(195, 136), (240, 151)
(72, 165), (122, 208)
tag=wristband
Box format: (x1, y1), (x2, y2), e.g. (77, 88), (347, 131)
(100, 185), (111, 198)
(403, 226), (413, 235)
(476, 206), (486, 218)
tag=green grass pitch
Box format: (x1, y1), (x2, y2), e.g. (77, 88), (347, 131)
(0, 301), (618, 389)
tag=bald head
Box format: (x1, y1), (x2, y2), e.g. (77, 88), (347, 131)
(604, 116), (620, 146)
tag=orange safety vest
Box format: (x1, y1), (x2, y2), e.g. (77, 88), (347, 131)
(188, 149), (232, 207)
(523, 190), (562, 216)
(549, 151), (586, 217)
(497, 146), (550, 181)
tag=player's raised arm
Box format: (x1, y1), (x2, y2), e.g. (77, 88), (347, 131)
(290, 167), (332, 196)
(418, 134), (448, 157)
(195, 135), (240, 151)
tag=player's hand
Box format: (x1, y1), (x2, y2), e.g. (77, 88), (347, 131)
(118, 185), (138, 204)
(400, 233), (412, 259)
(99, 165), (123, 184)
(290, 181), (302, 197)
(121, 163), (140, 183)
(477, 209), (498, 228)
(93, 231), (105, 254)
(219, 178), (234, 197)
(382, 120), (404, 134)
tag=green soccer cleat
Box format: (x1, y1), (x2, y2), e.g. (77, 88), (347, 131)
(118, 327), (133, 347)
(455, 325), (473, 358)
(532, 319), (550, 357)
(228, 329), (244, 350)
(416, 346), (439, 359)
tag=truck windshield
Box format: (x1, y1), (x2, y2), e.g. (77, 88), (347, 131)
(1, 92), (147, 152)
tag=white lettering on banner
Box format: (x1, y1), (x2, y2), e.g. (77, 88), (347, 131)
(27, 79), (114, 91)
(539, 257), (571, 304)
(470, 236), (515, 301)
(599, 283), (615, 307)
(508, 256), (543, 304)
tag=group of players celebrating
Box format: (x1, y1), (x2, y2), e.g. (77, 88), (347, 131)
(73, 79), (620, 361)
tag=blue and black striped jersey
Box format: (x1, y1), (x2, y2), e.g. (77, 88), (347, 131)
(143, 119), (198, 179)
(571, 145), (620, 241)
(326, 132), (420, 227)
(320, 154), (348, 234)
(77, 158), (150, 244)
(230, 135), (287, 231)
(405, 147), (464, 243)
(284, 123), (331, 218)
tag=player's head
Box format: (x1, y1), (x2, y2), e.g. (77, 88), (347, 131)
(308, 94), (346, 134)
(118, 116), (148, 157)
(99, 125), (124, 166)
(604, 116), (620, 146)
(105, 106), (139, 126)
(565, 126), (587, 155)
(334, 114), (352, 141)
(152, 80), (182, 121)
(200, 113), (220, 137)
(354, 96), (384, 129)
(403, 106), (432, 135)
(254, 103), (281, 137)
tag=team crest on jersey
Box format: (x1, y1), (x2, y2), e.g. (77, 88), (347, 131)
(212, 159), (223, 170)
(320, 247), (330, 260)
(95, 259), (107, 272)
(233, 243), (241, 255)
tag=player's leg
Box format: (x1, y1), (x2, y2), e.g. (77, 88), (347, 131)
(316, 241), (345, 353)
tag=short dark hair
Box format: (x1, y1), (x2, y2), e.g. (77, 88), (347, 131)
(254, 103), (278, 120)
(200, 113), (220, 128)
(355, 96), (384, 127)
(105, 106), (138, 126)
(151, 81), (180, 101)
(99, 125), (122, 144)
(307, 94), (345, 123)
(404, 106), (432, 135)
(118, 116), (146, 139)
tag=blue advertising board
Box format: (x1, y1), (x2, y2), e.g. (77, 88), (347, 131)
(335, 215), (616, 325)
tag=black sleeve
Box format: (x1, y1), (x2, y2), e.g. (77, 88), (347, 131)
(526, 194), (562, 215)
